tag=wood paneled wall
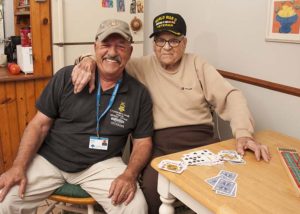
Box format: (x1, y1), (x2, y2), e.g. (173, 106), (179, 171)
(0, 79), (50, 173)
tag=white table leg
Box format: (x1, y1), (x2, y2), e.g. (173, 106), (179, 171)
(159, 196), (176, 214)
(157, 174), (176, 214)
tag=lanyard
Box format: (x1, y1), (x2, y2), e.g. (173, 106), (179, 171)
(96, 78), (122, 137)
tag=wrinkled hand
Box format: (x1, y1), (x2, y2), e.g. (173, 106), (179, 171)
(108, 172), (137, 206)
(72, 56), (97, 94)
(236, 137), (271, 162)
(0, 166), (27, 202)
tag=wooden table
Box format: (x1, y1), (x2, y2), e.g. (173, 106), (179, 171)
(151, 130), (300, 214)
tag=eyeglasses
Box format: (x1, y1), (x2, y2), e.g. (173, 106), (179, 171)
(154, 37), (184, 48)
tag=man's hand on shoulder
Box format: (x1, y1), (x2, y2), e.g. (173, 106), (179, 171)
(236, 137), (271, 162)
(72, 56), (97, 94)
(0, 165), (27, 202)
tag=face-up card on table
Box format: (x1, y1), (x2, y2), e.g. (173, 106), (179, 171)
(181, 149), (223, 166)
(229, 159), (246, 165)
(218, 150), (243, 162)
(158, 159), (187, 174)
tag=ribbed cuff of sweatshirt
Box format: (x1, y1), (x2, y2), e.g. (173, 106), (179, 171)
(235, 129), (253, 139)
(74, 53), (95, 65)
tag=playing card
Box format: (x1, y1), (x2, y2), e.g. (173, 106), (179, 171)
(213, 178), (236, 195)
(181, 149), (223, 166)
(158, 159), (187, 174)
(182, 153), (206, 165)
(204, 175), (230, 187)
(205, 170), (238, 197)
(216, 184), (237, 197)
(218, 170), (238, 181)
(218, 150), (243, 162)
(229, 159), (246, 165)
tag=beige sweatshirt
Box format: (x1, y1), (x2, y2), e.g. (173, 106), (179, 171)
(125, 53), (254, 139)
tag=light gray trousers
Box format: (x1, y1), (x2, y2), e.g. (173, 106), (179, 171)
(0, 155), (147, 214)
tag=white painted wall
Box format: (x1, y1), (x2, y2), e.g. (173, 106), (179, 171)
(228, 80), (300, 140)
(0, 3), (4, 53)
(143, 0), (167, 53)
(1, 0), (14, 55)
(3, 0), (14, 37)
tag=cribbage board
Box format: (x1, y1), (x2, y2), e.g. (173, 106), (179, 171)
(277, 148), (300, 197)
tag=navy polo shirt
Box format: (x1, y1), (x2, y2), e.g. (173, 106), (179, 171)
(37, 65), (153, 172)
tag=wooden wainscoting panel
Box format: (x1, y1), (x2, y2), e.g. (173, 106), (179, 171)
(25, 80), (37, 124)
(4, 82), (21, 161)
(0, 99), (16, 170)
(0, 83), (6, 172)
(35, 78), (50, 99)
(0, 135), (4, 174)
(16, 81), (27, 139)
(0, 83), (5, 103)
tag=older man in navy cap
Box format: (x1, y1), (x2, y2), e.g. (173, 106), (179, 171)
(0, 19), (153, 214)
(72, 12), (271, 214)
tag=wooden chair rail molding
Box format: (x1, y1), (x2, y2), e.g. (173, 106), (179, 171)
(218, 70), (300, 97)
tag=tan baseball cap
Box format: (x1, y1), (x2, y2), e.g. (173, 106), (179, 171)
(95, 19), (133, 42)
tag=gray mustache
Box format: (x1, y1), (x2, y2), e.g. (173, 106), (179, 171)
(103, 55), (121, 63)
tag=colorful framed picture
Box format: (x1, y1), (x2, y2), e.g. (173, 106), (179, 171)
(266, 0), (300, 43)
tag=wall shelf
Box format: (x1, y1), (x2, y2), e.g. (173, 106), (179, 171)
(15, 11), (30, 15)
(17, 5), (30, 9)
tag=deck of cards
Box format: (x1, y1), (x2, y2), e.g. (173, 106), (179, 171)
(158, 159), (187, 174)
(181, 149), (224, 166)
(157, 149), (245, 175)
(205, 170), (238, 197)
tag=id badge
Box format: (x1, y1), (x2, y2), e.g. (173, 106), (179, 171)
(89, 136), (109, 150)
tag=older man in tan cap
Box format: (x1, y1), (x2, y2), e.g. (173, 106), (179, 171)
(0, 19), (153, 214)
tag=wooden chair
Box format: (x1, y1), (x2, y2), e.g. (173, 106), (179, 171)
(43, 183), (105, 214)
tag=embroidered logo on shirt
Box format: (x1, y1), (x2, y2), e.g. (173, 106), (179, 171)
(118, 102), (126, 113)
(110, 105), (130, 128)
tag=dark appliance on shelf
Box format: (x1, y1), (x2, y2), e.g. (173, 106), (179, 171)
(4, 36), (21, 63)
